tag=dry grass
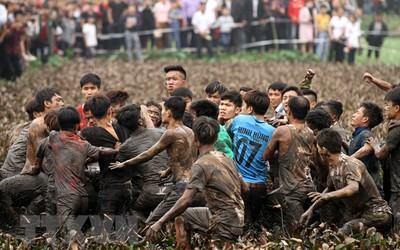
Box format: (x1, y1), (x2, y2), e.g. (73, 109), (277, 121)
(1, 58), (399, 157)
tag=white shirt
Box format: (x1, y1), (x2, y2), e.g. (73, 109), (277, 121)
(192, 10), (213, 34)
(330, 15), (348, 40)
(252, 0), (258, 18)
(82, 23), (98, 47)
(0, 4), (7, 28)
(213, 15), (235, 33)
(345, 21), (361, 48)
(205, 0), (218, 23)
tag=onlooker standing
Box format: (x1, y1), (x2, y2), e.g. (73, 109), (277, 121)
(287, 0), (305, 50)
(153, 0), (171, 49)
(366, 11), (388, 60)
(0, 10), (25, 81)
(299, 0), (316, 54)
(245, 0), (265, 50)
(182, 0), (201, 48)
(231, 0), (248, 52)
(168, 0), (183, 50)
(316, 3), (330, 62)
(59, 10), (76, 54)
(192, 2), (214, 58)
(82, 15), (98, 58)
(345, 13), (361, 65)
(329, 7), (347, 63)
(124, 5), (143, 62)
(212, 6), (235, 52)
(141, 0), (156, 49)
(107, 0), (128, 50)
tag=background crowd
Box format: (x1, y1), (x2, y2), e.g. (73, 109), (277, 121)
(0, 0), (397, 81)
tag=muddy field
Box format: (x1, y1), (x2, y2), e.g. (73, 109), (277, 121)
(0, 58), (399, 156)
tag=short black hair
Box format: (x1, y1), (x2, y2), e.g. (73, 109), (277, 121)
(239, 86), (253, 92)
(317, 128), (342, 154)
(243, 90), (270, 115)
(105, 90), (129, 106)
(281, 85), (303, 97)
(205, 81), (228, 95)
(190, 99), (219, 120)
(360, 102), (383, 128)
(35, 87), (61, 112)
(44, 110), (60, 131)
(182, 112), (194, 129)
(385, 88), (400, 106)
(25, 98), (41, 121)
(171, 87), (193, 100)
(57, 106), (81, 131)
(193, 116), (220, 144)
(14, 10), (24, 16)
(80, 73), (101, 88)
(146, 101), (162, 111)
(322, 100), (344, 119)
(117, 104), (141, 132)
(164, 65), (187, 80)
(164, 96), (186, 120)
(288, 96), (310, 120)
(87, 95), (111, 119)
(220, 91), (242, 107)
(302, 89), (318, 103)
(268, 82), (287, 92)
(305, 108), (332, 131)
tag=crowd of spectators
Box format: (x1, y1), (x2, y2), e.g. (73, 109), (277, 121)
(0, 0), (396, 81)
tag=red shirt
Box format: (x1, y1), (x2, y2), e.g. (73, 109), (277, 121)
(3, 22), (25, 55)
(77, 104), (90, 131)
(287, 0), (305, 25)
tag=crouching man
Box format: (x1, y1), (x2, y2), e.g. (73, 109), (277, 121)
(146, 117), (248, 249)
(300, 128), (391, 234)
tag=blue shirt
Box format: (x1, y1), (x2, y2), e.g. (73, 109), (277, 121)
(349, 126), (380, 185)
(228, 115), (275, 184)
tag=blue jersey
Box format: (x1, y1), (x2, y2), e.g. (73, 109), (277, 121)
(228, 115), (275, 184)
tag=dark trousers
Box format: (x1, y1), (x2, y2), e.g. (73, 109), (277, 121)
(348, 48), (356, 65)
(244, 185), (267, 226)
(3, 54), (23, 81)
(98, 182), (132, 215)
(330, 41), (345, 63)
(195, 34), (213, 58)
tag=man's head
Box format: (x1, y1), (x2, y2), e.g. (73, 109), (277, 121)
(146, 101), (162, 127)
(57, 106), (81, 132)
(302, 89), (318, 109)
(44, 110), (60, 132)
(219, 91), (242, 121)
(117, 104), (141, 132)
(164, 65), (187, 96)
(171, 87), (193, 112)
(316, 128), (342, 164)
(163, 96), (186, 123)
(190, 99), (219, 120)
(105, 89), (129, 115)
(205, 81), (228, 105)
(287, 96), (310, 121)
(87, 95), (112, 120)
(241, 90), (270, 116)
(267, 82), (287, 110)
(25, 98), (42, 121)
(321, 100), (344, 123)
(80, 73), (101, 100)
(384, 88), (400, 120)
(305, 108), (332, 135)
(281, 86), (302, 113)
(83, 99), (97, 126)
(239, 86), (253, 98)
(351, 102), (383, 129)
(35, 87), (64, 113)
(193, 116), (220, 146)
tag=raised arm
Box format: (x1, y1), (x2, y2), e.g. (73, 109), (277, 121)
(366, 137), (389, 160)
(363, 72), (394, 92)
